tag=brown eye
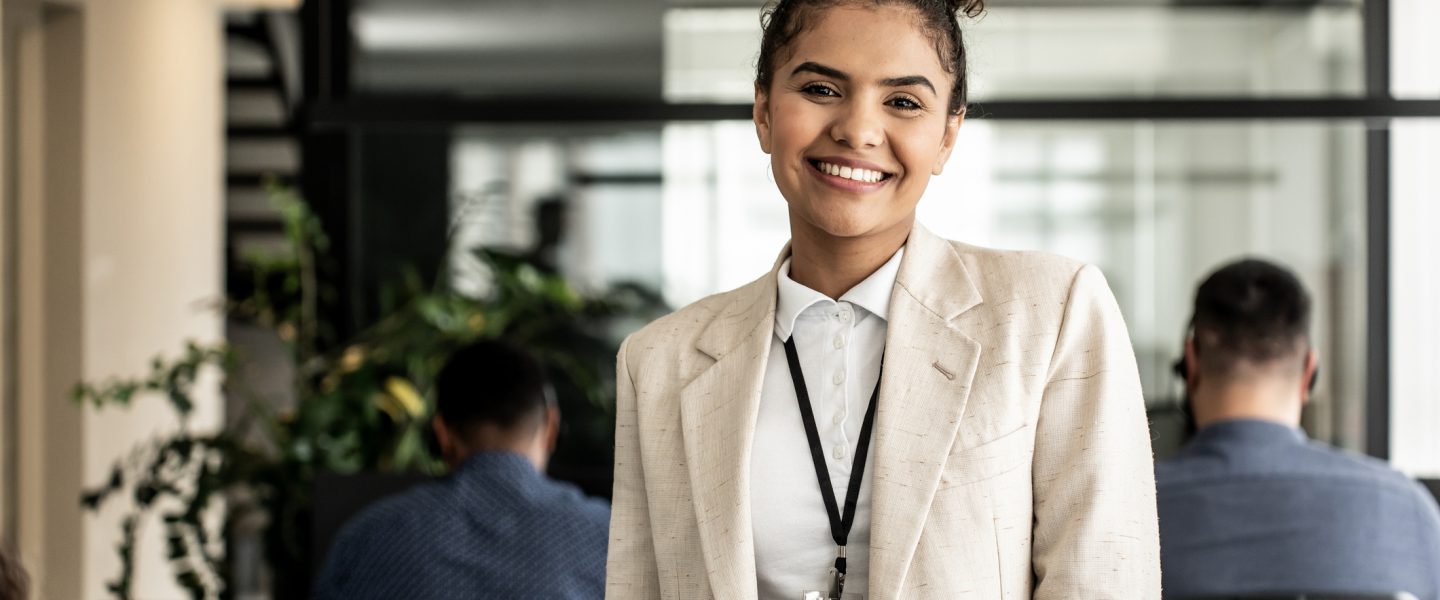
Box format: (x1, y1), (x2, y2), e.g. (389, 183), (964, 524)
(888, 97), (922, 111)
(802, 84), (840, 98)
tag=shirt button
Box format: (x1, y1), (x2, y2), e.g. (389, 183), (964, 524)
(833, 445), (847, 459)
(833, 334), (845, 349)
(832, 371), (845, 385)
(838, 309), (852, 322)
(832, 412), (844, 425)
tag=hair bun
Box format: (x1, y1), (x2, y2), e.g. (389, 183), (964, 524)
(948, 0), (985, 19)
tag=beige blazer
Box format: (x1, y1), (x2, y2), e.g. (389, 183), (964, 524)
(606, 223), (1161, 599)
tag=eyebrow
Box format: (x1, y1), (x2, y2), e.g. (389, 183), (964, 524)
(791, 61), (937, 95)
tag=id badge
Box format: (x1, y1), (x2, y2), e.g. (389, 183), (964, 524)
(801, 565), (863, 600)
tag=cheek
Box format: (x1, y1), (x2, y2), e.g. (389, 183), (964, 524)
(769, 99), (825, 154)
(894, 123), (948, 175)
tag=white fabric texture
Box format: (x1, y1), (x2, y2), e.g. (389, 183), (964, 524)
(605, 222), (1161, 599)
(751, 248), (902, 599)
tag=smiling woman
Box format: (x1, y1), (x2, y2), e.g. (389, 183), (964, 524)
(605, 1), (1162, 599)
(753, 4), (964, 299)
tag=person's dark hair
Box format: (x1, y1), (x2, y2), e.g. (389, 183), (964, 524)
(756, 0), (986, 116)
(0, 547), (28, 600)
(435, 340), (552, 440)
(1190, 259), (1312, 378)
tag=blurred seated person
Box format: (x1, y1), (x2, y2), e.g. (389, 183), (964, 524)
(1158, 259), (1440, 600)
(313, 340), (610, 600)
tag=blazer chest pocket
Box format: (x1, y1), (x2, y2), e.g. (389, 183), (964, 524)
(940, 421), (1032, 488)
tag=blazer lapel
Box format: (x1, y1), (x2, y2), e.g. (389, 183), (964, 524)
(678, 253), (782, 600)
(868, 223), (985, 599)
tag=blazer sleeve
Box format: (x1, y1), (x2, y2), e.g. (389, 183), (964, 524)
(1031, 264), (1162, 599)
(605, 335), (662, 598)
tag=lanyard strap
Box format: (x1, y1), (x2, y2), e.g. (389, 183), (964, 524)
(782, 336), (882, 577)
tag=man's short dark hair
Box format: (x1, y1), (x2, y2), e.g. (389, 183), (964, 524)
(435, 340), (551, 438)
(1191, 258), (1312, 378)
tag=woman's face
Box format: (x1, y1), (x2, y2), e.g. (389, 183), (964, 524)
(755, 3), (962, 243)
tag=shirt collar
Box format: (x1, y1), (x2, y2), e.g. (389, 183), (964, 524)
(1191, 418), (1307, 447)
(774, 247), (904, 341)
(454, 450), (537, 482)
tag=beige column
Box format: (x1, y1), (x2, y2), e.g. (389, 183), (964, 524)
(80, 1), (225, 598)
(13, 1), (224, 598)
(0, 0), (9, 557)
(15, 3), (85, 598)
(0, 0), (10, 563)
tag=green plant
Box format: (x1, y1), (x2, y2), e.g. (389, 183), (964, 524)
(77, 185), (654, 599)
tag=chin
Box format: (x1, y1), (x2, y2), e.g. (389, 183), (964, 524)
(794, 204), (906, 241)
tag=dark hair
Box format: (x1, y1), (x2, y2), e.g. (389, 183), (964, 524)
(435, 340), (552, 438)
(756, 0), (986, 116)
(1190, 259), (1312, 377)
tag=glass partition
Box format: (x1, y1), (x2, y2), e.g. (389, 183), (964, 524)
(352, 0), (664, 98)
(447, 126), (665, 296)
(656, 119), (1367, 456)
(430, 119), (1368, 457)
(350, 1), (1369, 103)
(664, 3), (1365, 104)
(1392, 0), (1440, 100)
(1389, 118), (1440, 477)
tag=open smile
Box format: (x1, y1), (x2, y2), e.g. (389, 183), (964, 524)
(806, 158), (895, 191)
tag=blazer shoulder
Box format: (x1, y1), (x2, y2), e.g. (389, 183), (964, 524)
(949, 239), (1091, 299)
(620, 273), (769, 363)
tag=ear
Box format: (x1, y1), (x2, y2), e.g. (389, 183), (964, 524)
(931, 110), (965, 175)
(754, 84), (774, 155)
(433, 416), (458, 463)
(543, 407), (561, 454)
(1300, 349), (1319, 406)
(529, 407), (562, 472)
(1183, 337), (1200, 391)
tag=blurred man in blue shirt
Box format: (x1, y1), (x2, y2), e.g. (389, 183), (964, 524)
(314, 340), (610, 600)
(1158, 259), (1440, 600)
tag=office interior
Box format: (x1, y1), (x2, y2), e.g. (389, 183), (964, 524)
(0, 0), (1437, 597)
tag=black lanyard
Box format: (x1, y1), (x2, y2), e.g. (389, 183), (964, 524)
(782, 336), (882, 589)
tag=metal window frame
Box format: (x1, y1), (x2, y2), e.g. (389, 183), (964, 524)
(300, 0), (1410, 459)
(1362, 0), (1390, 460)
(303, 96), (1440, 127)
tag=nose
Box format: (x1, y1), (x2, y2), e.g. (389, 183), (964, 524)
(829, 101), (885, 149)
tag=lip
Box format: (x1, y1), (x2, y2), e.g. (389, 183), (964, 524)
(806, 156), (895, 193)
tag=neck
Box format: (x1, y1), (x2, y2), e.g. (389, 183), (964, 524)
(787, 212), (912, 300)
(1192, 379), (1303, 430)
(448, 431), (547, 472)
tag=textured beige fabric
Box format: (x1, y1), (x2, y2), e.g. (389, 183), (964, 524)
(606, 223), (1161, 599)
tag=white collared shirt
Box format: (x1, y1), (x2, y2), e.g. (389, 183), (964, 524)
(751, 248), (904, 600)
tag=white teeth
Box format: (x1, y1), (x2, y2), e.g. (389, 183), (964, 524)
(816, 161), (886, 183)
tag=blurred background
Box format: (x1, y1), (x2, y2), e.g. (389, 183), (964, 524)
(1, 0), (1437, 597)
